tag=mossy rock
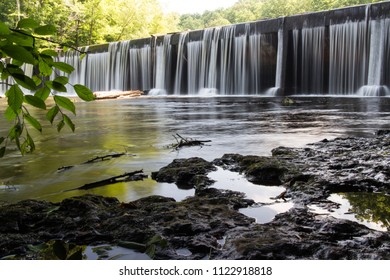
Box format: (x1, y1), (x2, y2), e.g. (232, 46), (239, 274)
(151, 157), (216, 188)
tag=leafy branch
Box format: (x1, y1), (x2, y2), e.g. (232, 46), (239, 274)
(0, 18), (95, 158)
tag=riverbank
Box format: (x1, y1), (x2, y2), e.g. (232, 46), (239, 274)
(0, 132), (389, 259)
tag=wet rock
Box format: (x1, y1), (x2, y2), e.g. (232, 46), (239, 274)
(151, 157), (216, 188)
(213, 153), (300, 185)
(1, 134), (390, 260)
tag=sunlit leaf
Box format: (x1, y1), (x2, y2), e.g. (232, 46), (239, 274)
(6, 85), (24, 113)
(17, 18), (40, 29)
(80, 53), (87, 60)
(24, 113), (42, 132)
(52, 62), (74, 74)
(34, 25), (57, 36)
(35, 87), (51, 101)
(0, 22), (10, 35)
(41, 49), (58, 57)
(39, 60), (52, 76)
(54, 95), (76, 114)
(4, 106), (17, 121)
(24, 95), (46, 110)
(74, 84), (95, 101)
(32, 75), (42, 86)
(10, 59), (23, 67)
(63, 114), (75, 132)
(46, 106), (59, 124)
(1, 45), (36, 65)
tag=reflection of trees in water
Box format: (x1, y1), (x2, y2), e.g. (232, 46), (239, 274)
(341, 192), (390, 230)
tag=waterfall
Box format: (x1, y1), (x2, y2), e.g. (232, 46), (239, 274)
(152, 34), (172, 95)
(173, 32), (188, 95)
(301, 26), (325, 94)
(329, 21), (368, 95)
(359, 19), (390, 96)
(2, 3), (390, 97)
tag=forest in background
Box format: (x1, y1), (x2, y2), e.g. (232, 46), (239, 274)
(1, 0), (385, 47)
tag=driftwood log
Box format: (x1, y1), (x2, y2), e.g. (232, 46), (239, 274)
(93, 90), (144, 100)
(67, 170), (147, 191)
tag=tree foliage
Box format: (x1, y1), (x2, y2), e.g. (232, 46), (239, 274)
(0, 18), (95, 157)
(178, 0), (384, 30)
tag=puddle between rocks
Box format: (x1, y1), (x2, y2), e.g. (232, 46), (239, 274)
(208, 167), (294, 223)
(308, 193), (389, 232)
(85, 244), (151, 260)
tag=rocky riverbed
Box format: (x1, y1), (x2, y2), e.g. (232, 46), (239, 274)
(0, 132), (389, 259)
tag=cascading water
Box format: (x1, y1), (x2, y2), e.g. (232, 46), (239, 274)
(2, 3), (389, 97)
(360, 19), (390, 96)
(151, 34), (172, 95)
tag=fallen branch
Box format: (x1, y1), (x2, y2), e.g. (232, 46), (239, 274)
(169, 134), (211, 150)
(67, 170), (147, 191)
(57, 153), (130, 172)
(82, 153), (127, 164)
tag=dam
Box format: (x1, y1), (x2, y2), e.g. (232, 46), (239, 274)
(51, 2), (390, 96)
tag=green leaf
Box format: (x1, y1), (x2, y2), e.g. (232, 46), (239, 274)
(11, 59), (24, 67)
(24, 95), (46, 110)
(46, 81), (67, 92)
(26, 133), (35, 153)
(80, 53), (87, 60)
(46, 106), (59, 124)
(54, 76), (69, 85)
(9, 123), (23, 145)
(54, 96), (76, 114)
(35, 87), (51, 101)
(24, 114), (42, 132)
(34, 25), (57, 36)
(67, 248), (83, 260)
(0, 137), (4, 145)
(0, 147), (5, 158)
(4, 106), (18, 121)
(1, 45), (36, 65)
(52, 240), (67, 260)
(11, 73), (37, 90)
(32, 75), (42, 86)
(39, 60), (52, 76)
(41, 49), (58, 57)
(6, 33), (34, 47)
(52, 62), (74, 74)
(57, 119), (65, 132)
(74, 84), (95, 101)
(6, 85), (24, 113)
(63, 114), (75, 132)
(17, 18), (40, 29)
(0, 22), (10, 35)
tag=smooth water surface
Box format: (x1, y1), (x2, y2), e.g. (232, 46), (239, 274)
(1, 96), (390, 208)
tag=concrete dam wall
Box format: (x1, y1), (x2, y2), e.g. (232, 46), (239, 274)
(21, 2), (390, 96)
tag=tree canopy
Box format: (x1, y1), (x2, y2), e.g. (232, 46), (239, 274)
(1, 1), (383, 43)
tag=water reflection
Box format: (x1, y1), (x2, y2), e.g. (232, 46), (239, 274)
(308, 193), (389, 232)
(208, 167), (294, 223)
(1, 96), (390, 203)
